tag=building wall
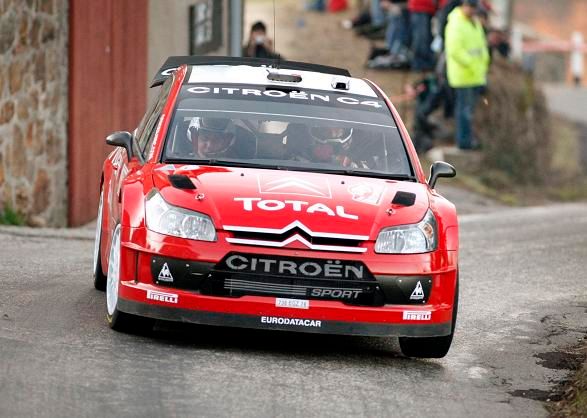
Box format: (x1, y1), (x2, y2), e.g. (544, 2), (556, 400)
(0, 0), (69, 226)
(147, 0), (231, 101)
(0, 0), (237, 227)
(68, 0), (148, 227)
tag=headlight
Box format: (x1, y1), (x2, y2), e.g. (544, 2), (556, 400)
(375, 209), (437, 254)
(145, 190), (216, 241)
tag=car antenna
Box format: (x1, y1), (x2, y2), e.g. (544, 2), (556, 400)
(273, 0), (280, 70)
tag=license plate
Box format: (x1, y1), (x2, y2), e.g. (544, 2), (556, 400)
(276, 298), (309, 309)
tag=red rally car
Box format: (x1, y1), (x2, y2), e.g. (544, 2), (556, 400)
(93, 56), (459, 358)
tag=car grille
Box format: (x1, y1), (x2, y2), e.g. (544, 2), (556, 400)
(225, 278), (314, 296)
(202, 272), (384, 307)
(150, 255), (432, 306)
(223, 221), (368, 253)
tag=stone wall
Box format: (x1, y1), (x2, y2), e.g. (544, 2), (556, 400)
(0, 0), (68, 227)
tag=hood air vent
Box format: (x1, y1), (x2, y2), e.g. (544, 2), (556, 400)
(168, 174), (197, 190)
(392, 191), (416, 207)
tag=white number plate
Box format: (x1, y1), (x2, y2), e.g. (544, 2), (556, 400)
(275, 298), (309, 309)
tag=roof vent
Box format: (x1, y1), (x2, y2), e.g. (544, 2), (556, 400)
(267, 71), (302, 83)
(331, 76), (350, 90)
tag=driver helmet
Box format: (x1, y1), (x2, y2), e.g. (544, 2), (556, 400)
(188, 117), (236, 157)
(308, 126), (353, 162)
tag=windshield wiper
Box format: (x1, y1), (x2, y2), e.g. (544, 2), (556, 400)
(308, 168), (417, 181)
(164, 158), (289, 170)
(163, 159), (416, 181)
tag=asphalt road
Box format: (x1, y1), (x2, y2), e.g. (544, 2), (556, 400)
(1, 203), (586, 418)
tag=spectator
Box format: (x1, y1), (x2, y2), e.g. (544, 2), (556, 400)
(352, 0), (388, 40)
(341, 9), (372, 30)
(306, 0), (326, 12)
(444, 0), (489, 150)
(370, 0), (387, 28)
(383, 1), (410, 58)
(437, 0), (461, 45)
(410, 54), (453, 153)
(487, 29), (511, 59)
(329, 0), (348, 12)
(476, 4), (511, 60)
(366, 0), (411, 69)
(408, 0), (438, 71)
(243, 21), (278, 59)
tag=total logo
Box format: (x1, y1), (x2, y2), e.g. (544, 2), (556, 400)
(234, 197), (359, 220)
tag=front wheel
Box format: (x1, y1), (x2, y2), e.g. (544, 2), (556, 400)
(93, 190), (107, 291)
(105, 224), (154, 333)
(399, 276), (459, 359)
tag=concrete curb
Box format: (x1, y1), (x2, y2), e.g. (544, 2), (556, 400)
(0, 222), (95, 241)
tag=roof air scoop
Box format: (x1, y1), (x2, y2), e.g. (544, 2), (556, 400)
(267, 71), (302, 83)
(331, 76), (350, 90)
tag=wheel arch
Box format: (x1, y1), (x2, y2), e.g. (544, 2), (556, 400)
(120, 172), (151, 228)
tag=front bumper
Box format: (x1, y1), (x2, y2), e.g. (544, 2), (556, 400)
(116, 226), (458, 337)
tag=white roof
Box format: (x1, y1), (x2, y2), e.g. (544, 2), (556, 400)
(187, 65), (377, 98)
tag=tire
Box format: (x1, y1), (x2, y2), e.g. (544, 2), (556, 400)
(399, 276), (459, 359)
(93, 190), (107, 291)
(105, 224), (154, 333)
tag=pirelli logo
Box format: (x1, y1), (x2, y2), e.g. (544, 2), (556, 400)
(146, 289), (178, 304)
(402, 311), (431, 321)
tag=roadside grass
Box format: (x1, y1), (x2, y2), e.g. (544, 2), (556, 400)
(0, 205), (26, 226)
(453, 173), (519, 206)
(548, 349), (587, 418)
(446, 167), (587, 207)
(425, 115), (587, 206)
(546, 116), (587, 202)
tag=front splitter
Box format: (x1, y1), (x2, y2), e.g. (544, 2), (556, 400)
(118, 299), (452, 337)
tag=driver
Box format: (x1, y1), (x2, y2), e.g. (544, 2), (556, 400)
(187, 116), (257, 159)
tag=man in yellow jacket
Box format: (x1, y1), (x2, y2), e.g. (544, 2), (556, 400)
(445, 0), (490, 150)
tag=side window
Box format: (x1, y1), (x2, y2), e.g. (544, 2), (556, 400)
(136, 77), (174, 157)
(135, 96), (159, 151)
(142, 114), (163, 160)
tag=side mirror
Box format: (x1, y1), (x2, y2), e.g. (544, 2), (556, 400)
(428, 161), (456, 189)
(106, 131), (134, 159)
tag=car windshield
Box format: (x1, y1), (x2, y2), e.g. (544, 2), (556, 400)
(162, 84), (413, 178)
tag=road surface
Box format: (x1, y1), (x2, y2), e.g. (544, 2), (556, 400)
(1, 203), (586, 417)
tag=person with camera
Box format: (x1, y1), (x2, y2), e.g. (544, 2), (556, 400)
(243, 21), (279, 59)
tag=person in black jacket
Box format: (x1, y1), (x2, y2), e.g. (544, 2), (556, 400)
(243, 21), (280, 59)
(437, 0), (461, 43)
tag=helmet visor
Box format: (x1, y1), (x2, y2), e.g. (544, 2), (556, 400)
(200, 117), (231, 132)
(310, 127), (353, 144)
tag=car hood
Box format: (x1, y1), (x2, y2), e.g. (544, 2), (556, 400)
(152, 165), (430, 239)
